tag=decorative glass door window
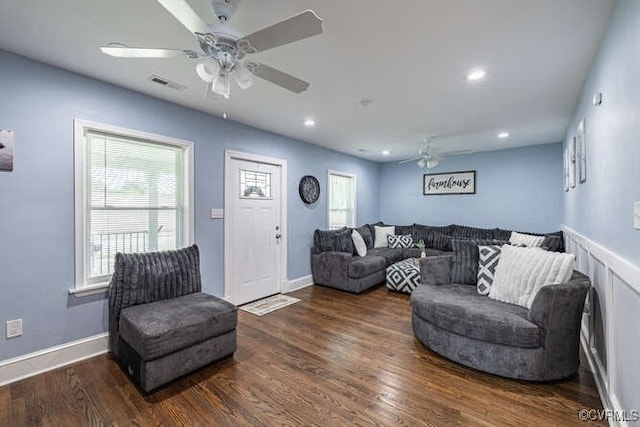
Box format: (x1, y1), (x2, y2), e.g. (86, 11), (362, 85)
(240, 169), (272, 199)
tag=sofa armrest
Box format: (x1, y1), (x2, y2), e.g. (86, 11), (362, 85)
(528, 271), (590, 360)
(419, 255), (453, 286)
(310, 251), (353, 286)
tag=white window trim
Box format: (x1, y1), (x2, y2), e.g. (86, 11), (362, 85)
(71, 119), (194, 296)
(327, 169), (357, 229)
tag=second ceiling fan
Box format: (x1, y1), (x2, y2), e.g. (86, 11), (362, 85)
(101, 0), (323, 99)
(399, 137), (472, 169)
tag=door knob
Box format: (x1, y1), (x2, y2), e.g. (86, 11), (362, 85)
(275, 234), (282, 239)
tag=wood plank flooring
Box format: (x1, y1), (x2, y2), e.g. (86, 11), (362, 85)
(1, 285), (604, 426)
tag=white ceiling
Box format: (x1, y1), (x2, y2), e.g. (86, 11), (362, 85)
(0, 0), (614, 162)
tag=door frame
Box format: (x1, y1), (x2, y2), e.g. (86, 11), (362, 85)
(224, 150), (288, 303)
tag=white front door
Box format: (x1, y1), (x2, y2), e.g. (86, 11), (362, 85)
(225, 152), (284, 305)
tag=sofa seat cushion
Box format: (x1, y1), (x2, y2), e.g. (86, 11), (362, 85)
(119, 292), (237, 361)
(348, 255), (386, 278)
(367, 248), (405, 265)
(410, 285), (540, 348)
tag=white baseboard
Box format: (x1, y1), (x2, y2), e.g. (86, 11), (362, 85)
(286, 274), (314, 293)
(0, 333), (109, 387)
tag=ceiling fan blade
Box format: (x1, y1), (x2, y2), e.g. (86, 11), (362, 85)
(156, 0), (211, 35)
(100, 46), (197, 58)
(238, 10), (323, 54)
(441, 149), (473, 156)
(398, 156), (423, 164)
(251, 63), (309, 93)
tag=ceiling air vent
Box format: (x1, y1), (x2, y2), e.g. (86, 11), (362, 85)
(148, 74), (187, 91)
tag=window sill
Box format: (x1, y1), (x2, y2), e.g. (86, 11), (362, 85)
(68, 282), (110, 297)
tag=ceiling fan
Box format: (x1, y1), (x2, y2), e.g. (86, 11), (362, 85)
(398, 137), (472, 169)
(100, 0), (323, 99)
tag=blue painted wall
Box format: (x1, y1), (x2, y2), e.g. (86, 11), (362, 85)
(563, 0), (640, 267)
(562, 0), (640, 415)
(379, 143), (564, 232)
(0, 50), (380, 360)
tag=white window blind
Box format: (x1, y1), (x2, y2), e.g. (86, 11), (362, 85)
(74, 120), (193, 291)
(328, 171), (356, 230)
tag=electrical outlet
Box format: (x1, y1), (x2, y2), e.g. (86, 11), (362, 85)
(6, 318), (22, 339)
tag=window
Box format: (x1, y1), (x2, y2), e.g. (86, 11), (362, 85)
(240, 169), (272, 199)
(328, 170), (356, 230)
(73, 120), (193, 292)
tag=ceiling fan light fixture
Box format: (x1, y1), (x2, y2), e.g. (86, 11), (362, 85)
(212, 72), (231, 99)
(427, 158), (440, 168)
(233, 63), (254, 90)
(417, 158), (427, 168)
(467, 69), (486, 81)
(196, 58), (221, 83)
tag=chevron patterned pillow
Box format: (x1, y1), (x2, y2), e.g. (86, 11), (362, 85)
(477, 245), (503, 295)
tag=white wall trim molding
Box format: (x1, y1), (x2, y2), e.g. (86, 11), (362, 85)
(286, 275), (314, 293)
(564, 225), (640, 426)
(0, 333), (109, 387)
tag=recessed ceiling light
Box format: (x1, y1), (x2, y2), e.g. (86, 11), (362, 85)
(498, 131), (510, 139)
(222, 112), (228, 120)
(382, 150), (390, 156)
(304, 118), (315, 127)
(467, 69), (486, 81)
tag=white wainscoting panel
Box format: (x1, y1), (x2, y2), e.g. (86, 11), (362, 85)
(564, 226), (640, 427)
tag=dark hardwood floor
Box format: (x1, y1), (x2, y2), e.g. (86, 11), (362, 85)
(1, 285), (604, 426)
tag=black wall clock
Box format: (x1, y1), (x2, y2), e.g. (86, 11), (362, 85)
(299, 175), (320, 204)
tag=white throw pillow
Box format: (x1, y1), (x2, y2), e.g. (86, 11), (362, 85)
(374, 225), (395, 248)
(351, 230), (367, 257)
(509, 231), (545, 247)
(488, 245), (575, 308)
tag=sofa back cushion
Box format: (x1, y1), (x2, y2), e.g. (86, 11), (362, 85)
(334, 228), (354, 253)
(393, 225), (413, 236)
(314, 228), (340, 252)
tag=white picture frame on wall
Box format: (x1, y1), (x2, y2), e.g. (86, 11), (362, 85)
(564, 148), (569, 192)
(0, 129), (14, 172)
(569, 137), (576, 189)
(577, 118), (586, 183)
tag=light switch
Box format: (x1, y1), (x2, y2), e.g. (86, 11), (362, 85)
(211, 208), (224, 219)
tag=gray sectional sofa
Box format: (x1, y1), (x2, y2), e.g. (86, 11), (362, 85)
(411, 255), (590, 381)
(310, 223), (563, 293)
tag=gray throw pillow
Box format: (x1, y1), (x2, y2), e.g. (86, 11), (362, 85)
(451, 239), (507, 285)
(334, 228), (354, 254)
(356, 225), (374, 249)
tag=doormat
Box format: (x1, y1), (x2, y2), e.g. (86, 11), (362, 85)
(239, 294), (301, 316)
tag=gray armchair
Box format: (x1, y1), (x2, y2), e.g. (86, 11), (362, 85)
(108, 244), (237, 392)
(411, 255), (590, 381)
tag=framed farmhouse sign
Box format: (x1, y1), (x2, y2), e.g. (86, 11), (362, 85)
(423, 170), (476, 195)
